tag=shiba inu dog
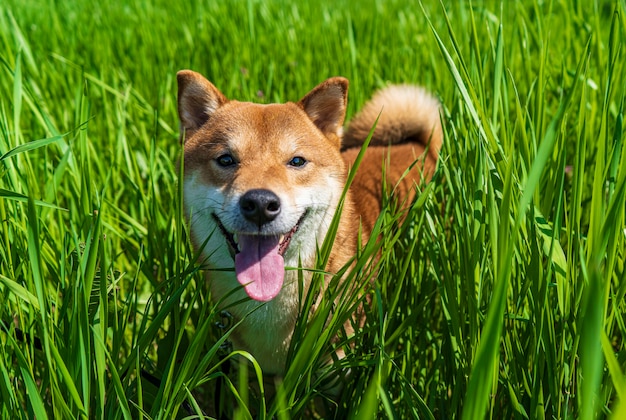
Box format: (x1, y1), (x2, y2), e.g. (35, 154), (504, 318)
(177, 70), (442, 375)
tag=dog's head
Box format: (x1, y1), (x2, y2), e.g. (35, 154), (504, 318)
(177, 70), (348, 302)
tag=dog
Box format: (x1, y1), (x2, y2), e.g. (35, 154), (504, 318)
(176, 70), (442, 376)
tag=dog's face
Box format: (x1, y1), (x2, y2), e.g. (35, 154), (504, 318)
(177, 70), (348, 302)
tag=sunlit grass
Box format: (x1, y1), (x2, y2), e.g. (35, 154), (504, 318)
(0, 0), (625, 418)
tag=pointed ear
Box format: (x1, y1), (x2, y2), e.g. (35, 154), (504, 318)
(177, 70), (228, 137)
(298, 77), (348, 140)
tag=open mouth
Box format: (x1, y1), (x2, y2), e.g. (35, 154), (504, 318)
(211, 213), (303, 257)
(210, 212), (306, 302)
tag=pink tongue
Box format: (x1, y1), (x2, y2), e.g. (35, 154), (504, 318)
(234, 235), (285, 301)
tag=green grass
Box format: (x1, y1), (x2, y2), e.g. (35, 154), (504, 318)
(1, 0), (625, 418)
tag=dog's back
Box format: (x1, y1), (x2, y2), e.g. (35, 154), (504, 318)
(341, 85), (442, 233)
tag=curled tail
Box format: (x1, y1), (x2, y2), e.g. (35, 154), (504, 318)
(342, 84), (442, 163)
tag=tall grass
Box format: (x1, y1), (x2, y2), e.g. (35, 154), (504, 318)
(0, 0), (625, 418)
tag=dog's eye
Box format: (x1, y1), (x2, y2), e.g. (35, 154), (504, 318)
(216, 154), (236, 167)
(288, 156), (307, 167)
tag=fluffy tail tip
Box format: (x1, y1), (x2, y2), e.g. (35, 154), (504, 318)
(343, 84), (442, 157)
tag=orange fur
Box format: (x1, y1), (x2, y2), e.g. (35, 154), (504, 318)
(177, 70), (441, 375)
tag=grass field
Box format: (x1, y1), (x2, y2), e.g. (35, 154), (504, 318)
(1, 0), (625, 418)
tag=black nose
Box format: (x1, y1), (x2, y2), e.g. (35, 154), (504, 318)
(239, 189), (281, 226)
